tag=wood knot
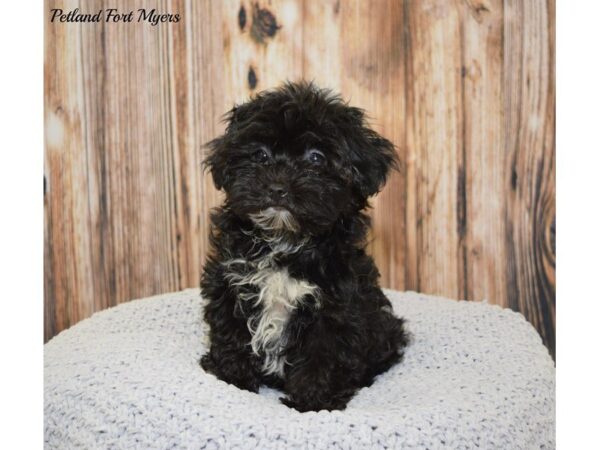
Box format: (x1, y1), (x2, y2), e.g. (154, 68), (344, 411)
(333, 0), (341, 15)
(248, 66), (258, 90)
(464, 0), (491, 23)
(250, 3), (280, 44)
(238, 4), (247, 31)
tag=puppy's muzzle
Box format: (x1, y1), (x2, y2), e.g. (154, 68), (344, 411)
(269, 183), (288, 199)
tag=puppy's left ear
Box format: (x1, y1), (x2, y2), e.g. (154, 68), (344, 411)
(343, 108), (398, 198)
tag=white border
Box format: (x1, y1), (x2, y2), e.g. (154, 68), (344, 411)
(0, 2), (43, 449)
(557, 0), (600, 447)
(1, 1), (599, 448)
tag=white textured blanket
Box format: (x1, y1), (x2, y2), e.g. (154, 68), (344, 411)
(44, 289), (555, 449)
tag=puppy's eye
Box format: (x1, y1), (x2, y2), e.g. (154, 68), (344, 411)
(252, 148), (271, 164)
(305, 149), (326, 166)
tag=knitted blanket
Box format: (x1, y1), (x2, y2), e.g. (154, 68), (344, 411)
(44, 289), (555, 449)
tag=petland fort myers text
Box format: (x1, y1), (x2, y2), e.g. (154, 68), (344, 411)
(49, 8), (180, 26)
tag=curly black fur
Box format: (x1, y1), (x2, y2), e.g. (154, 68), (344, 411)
(200, 82), (408, 412)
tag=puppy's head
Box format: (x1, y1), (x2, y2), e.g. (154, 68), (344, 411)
(205, 82), (397, 236)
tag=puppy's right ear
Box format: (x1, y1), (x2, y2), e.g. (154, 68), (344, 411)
(203, 106), (245, 190)
(204, 135), (228, 190)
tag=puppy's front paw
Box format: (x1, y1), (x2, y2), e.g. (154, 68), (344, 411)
(199, 353), (216, 373)
(200, 352), (260, 393)
(230, 377), (260, 393)
(279, 391), (350, 412)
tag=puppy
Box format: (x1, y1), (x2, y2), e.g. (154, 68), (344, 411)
(200, 82), (408, 412)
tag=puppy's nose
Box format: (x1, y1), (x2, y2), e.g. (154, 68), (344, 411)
(269, 183), (287, 198)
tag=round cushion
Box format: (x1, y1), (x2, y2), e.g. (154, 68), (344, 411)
(44, 289), (555, 449)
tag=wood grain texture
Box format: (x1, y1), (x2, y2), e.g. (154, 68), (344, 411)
(44, 0), (555, 356)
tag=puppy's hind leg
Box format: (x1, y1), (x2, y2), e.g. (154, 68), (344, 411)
(363, 309), (409, 384)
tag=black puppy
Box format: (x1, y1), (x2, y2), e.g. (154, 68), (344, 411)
(200, 82), (408, 412)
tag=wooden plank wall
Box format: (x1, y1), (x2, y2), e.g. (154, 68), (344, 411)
(44, 0), (555, 356)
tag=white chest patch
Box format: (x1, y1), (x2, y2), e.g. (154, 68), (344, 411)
(223, 251), (319, 376)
